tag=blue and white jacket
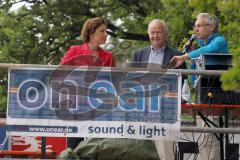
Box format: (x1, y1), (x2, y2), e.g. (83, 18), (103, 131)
(188, 33), (229, 59)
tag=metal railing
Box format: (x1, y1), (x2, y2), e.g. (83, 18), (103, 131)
(0, 63), (239, 134)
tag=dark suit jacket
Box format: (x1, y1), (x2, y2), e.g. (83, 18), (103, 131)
(132, 46), (186, 69)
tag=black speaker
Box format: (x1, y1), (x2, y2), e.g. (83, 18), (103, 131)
(196, 54), (240, 104)
(201, 54), (232, 70)
(177, 142), (199, 160)
(226, 143), (239, 160)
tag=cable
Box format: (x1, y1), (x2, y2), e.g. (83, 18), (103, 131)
(189, 102), (206, 152)
(183, 74), (239, 159)
(193, 153), (198, 160)
(178, 137), (191, 142)
(183, 132), (191, 141)
(200, 76), (216, 104)
(207, 133), (214, 160)
(199, 132), (212, 154)
(197, 123), (207, 149)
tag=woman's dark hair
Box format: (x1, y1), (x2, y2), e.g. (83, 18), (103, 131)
(81, 17), (106, 42)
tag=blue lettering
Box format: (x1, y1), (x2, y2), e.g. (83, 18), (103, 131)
(18, 80), (47, 109)
(88, 80), (117, 110)
(149, 83), (168, 112)
(119, 82), (144, 111)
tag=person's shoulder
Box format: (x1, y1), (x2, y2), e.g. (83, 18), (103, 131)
(213, 34), (228, 46)
(166, 46), (179, 52)
(64, 45), (83, 54)
(214, 35), (227, 42)
(165, 46), (182, 55)
(69, 44), (85, 49)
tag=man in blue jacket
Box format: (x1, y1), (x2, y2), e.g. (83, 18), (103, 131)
(171, 13), (228, 160)
(170, 13), (228, 68)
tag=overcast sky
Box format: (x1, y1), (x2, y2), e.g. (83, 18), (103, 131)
(10, 1), (29, 11)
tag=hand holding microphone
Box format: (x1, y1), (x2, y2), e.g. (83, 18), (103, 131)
(170, 35), (196, 68)
(183, 34), (196, 53)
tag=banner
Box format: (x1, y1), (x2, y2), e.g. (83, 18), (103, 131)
(7, 66), (181, 140)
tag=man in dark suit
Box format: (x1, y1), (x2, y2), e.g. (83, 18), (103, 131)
(131, 19), (186, 160)
(132, 19), (185, 70)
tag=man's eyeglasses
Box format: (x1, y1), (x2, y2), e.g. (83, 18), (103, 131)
(193, 23), (210, 29)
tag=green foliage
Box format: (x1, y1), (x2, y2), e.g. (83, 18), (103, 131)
(217, 0), (240, 92)
(0, 0), (239, 111)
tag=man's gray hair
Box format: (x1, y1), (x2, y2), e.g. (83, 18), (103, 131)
(197, 13), (219, 33)
(148, 19), (168, 32)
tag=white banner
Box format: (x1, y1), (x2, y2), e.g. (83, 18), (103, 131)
(7, 66), (181, 140)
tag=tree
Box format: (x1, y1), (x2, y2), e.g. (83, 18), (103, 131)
(0, 0), (240, 111)
(0, 0), (195, 64)
(217, 0), (240, 92)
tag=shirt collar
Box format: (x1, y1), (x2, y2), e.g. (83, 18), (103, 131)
(151, 45), (166, 53)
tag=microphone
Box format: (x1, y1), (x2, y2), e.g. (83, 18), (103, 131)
(183, 34), (196, 53)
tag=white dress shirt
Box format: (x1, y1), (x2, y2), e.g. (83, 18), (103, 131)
(147, 46), (165, 68)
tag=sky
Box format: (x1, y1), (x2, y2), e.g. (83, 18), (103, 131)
(10, 1), (29, 12)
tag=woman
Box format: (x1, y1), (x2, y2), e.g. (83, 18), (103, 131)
(59, 17), (158, 160)
(60, 16), (115, 150)
(60, 16), (115, 67)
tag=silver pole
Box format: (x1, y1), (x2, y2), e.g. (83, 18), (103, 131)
(181, 127), (240, 134)
(0, 63), (226, 76)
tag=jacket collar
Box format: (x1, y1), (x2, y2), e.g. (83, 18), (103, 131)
(198, 33), (220, 46)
